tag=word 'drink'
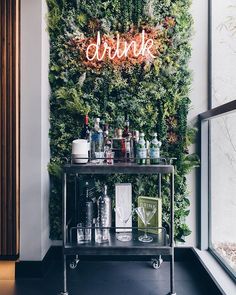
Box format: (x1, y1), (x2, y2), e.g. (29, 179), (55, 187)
(86, 30), (157, 61)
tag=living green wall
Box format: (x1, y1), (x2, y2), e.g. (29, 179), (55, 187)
(47, 0), (199, 241)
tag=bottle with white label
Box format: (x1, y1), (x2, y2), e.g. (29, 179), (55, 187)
(137, 133), (147, 165)
(91, 118), (103, 160)
(150, 133), (162, 164)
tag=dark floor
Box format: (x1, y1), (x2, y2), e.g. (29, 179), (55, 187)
(0, 260), (220, 295)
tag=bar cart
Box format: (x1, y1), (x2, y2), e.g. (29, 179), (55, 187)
(61, 163), (176, 295)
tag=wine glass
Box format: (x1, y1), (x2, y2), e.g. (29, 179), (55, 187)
(114, 207), (133, 242)
(135, 207), (157, 243)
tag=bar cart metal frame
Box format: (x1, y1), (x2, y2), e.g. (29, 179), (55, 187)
(61, 163), (176, 295)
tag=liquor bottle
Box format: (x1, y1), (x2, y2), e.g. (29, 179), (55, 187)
(84, 182), (93, 225)
(97, 185), (112, 228)
(80, 114), (91, 159)
(103, 124), (112, 150)
(150, 133), (162, 164)
(91, 118), (103, 159)
(84, 182), (93, 241)
(123, 115), (130, 138)
(137, 132), (147, 165)
(80, 114), (90, 140)
(132, 130), (139, 160)
(112, 128), (126, 162)
(125, 134), (132, 162)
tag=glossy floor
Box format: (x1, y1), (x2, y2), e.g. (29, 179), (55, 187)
(0, 260), (221, 295)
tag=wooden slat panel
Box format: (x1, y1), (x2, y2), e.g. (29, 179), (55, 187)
(0, 0), (20, 258)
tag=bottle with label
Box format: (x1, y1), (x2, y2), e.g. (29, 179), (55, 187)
(125, 134), (132, 162)
(80, 114), (90, 140)
(97, 185), (112, 228)
(137, 132), (147, 165)
(132, 130), (139, 160)
(123, 115), (130, 138)
(103, 124), (112, 150)
(80, 114), (91, 159)
(112, 128), (126, 162)
(91, 118), (103, 159)
(84, 182), (93, 241)
(150, 133), (162, 164)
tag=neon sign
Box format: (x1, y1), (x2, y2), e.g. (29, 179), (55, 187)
(68, 20), (175, 69)
(85, 30), (157, 61)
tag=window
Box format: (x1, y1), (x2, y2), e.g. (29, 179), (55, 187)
(199, 0), (236, 280)
(212, 0), (236, 107)
(210, 112), (236, 278)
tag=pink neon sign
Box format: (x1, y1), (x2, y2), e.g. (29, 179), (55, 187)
(85, 30), (157, 61)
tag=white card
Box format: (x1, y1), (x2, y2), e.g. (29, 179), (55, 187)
(115, 183), (132, 232)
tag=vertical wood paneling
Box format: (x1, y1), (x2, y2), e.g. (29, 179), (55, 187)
(0, 0), (20, 258)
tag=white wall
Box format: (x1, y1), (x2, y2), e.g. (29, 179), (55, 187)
(20, 0), (51, 261)
(186, 0), (208, 246)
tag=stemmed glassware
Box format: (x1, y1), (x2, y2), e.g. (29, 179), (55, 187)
(135, 207), (157, 243)
(114, 206), (133, 242)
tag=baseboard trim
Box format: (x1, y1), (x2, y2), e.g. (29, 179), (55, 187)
(0, 254), (19, 261)
(15, 246), (61, 278)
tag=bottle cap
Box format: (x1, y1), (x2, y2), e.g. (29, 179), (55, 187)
(85, 115), (89, 125)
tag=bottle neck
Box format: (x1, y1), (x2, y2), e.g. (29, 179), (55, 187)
(104, 185), (107, 196)
(84, 115), (89, 125)
(94, 122), (100, 129)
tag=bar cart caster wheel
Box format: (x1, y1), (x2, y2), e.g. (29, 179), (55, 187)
(152, 256), (163, 269)
(69, 257), (80, 269)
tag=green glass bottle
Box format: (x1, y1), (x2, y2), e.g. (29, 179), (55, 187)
(150, 133), (162, 165)
(137, 133), (147, 165)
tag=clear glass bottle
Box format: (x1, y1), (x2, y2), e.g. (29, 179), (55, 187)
(150, 133), (162, 164)
(97, 185), (112, 228)
(91, 118), (103, 159)
(84, 182), (93, 241)
(137, 132), (147, 165)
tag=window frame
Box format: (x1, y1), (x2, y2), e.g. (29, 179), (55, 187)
(200, 0), (236, 279)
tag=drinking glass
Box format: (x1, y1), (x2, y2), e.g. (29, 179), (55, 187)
(95, 222), (109, 244)
(77, 223), (84, 243)
(135, 207), (157, 243)
(106, 151), (114, 165)
(95, 152), (105, 164)
(114, 207), (133, 242)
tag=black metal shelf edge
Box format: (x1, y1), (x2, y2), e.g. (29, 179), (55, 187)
(64, 163), (174, 174)
(64, 244), (172, 256)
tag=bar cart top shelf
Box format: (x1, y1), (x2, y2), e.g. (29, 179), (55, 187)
(64, 163), (174, 174)
(65, 229), (170, 256)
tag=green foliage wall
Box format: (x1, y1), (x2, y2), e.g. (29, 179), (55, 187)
(47, 0), (199, 241)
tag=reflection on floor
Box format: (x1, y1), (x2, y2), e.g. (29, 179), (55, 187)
(0, 260), (222, 295)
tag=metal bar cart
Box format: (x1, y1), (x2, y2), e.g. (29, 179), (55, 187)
(61, 163), (176, 295)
